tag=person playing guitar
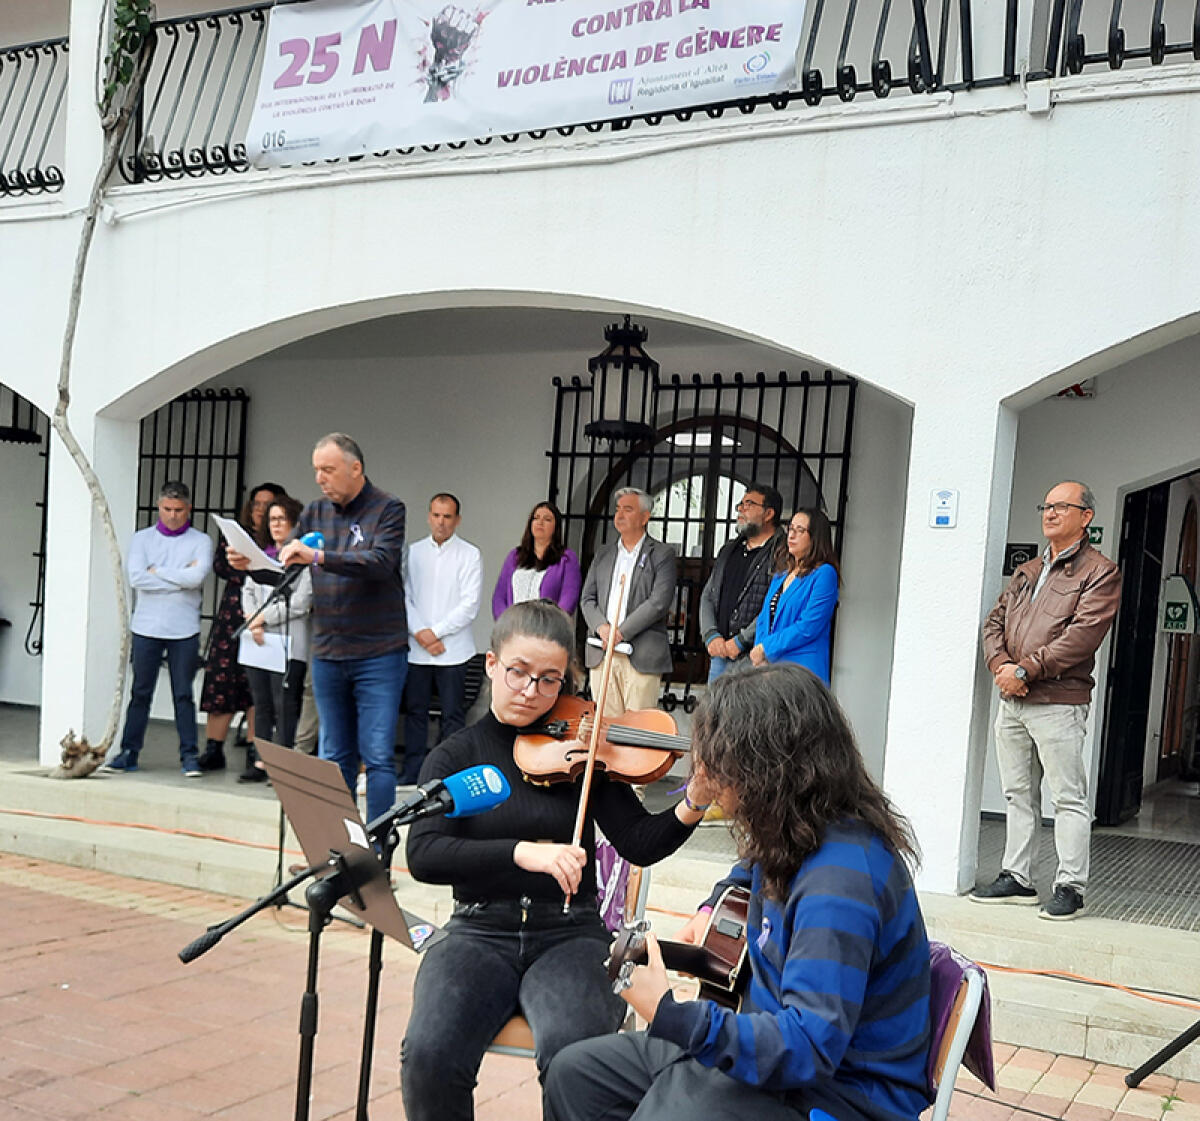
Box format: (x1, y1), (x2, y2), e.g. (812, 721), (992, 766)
(546, 663), (934, 1121)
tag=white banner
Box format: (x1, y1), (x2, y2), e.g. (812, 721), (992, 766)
(245, 0), (804, 166)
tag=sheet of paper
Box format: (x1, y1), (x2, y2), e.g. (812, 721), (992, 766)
(587, 636), (633, 656)
(213, 514), (283, 573)
(237, 630), (289, 673)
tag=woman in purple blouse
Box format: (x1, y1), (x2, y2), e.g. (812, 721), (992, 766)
(491, 501), (582, 618)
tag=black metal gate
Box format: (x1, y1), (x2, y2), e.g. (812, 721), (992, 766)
(0, 385), (50, 656)
(547, 369), (857, 704)
(136, 387), (250, 625)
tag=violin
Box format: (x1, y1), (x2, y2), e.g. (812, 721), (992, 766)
(514, 694), (690, 786)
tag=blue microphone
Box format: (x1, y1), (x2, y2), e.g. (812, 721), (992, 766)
(366, 765), (511, 837)
(442, 764), (511, 818)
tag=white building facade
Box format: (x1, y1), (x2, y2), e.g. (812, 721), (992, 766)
(3, 0), (1200, 896)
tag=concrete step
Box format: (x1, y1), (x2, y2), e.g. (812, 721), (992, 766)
(5, 757), (1199, 1079)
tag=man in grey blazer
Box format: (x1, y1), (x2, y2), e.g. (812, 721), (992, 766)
(580, 487), (678, 716)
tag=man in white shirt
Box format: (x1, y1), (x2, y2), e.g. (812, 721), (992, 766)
(403, 493), (482, 784)
(580, 487), (678, 717)
(105, 481), (214, 776)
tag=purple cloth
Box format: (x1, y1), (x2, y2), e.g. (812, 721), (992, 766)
(927, 941), (995, 1094)
(155, 520), (191, 537)
(595, 836), (630, 932)
(491, 547), (582, 619)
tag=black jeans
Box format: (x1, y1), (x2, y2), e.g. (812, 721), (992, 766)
(544, 1032), (809, 1121)
(401, 897), (625, 1121)
(244, 660), (306, 747)
(402, 659), (469, 784)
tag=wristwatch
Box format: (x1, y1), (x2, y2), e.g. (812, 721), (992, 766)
(1013, 666), (1028, 682)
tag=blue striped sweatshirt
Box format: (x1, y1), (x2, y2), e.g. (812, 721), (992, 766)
(650, 822), (932, 1121)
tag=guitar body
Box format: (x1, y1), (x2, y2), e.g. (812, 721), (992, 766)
(607, 885), (751, 1011)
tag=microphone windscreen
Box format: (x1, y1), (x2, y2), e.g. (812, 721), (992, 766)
(442, 765), (511, 818)
(301, 531), (325, 549)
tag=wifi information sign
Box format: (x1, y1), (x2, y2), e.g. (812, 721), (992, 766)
(929, 488), (960, 529)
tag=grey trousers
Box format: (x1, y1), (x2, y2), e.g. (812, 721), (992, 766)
(994, 698), (1092, 892)
(544, 1031), (807, 1121)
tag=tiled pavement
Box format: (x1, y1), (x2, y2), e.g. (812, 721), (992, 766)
(3, 853), (1200, 1121)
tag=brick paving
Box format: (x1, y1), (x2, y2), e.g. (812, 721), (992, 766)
(2, 853), (1199, 1121)
(0, 854), (537, 1120)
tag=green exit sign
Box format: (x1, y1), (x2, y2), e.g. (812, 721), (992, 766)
(1087, 526), (1103, 545)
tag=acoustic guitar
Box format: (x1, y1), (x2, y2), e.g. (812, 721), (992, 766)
(607, 884), (751, 1010)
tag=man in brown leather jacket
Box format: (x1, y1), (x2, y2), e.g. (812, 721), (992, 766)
(973, 481), (1121, 920)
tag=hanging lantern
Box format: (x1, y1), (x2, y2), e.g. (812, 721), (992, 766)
(584, 315), (658, 443)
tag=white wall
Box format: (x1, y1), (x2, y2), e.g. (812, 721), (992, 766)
(982, 336), (1200, 815)
(0, 439), (46, 704)
(1, 1), (67, 44)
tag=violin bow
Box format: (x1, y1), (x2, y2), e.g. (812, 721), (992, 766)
(563, 574), (626, 911)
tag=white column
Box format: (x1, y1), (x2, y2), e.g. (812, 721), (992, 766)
(38, 413), (139, 766)
(63, 0), (107, 213)
(882, 391), (1017, 895)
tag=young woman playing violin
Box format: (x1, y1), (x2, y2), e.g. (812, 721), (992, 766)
(545, 664), (932, 1121)
(402, 600), (712, 1121)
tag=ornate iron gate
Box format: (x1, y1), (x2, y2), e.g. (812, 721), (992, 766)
(136, 387), (250, 625)
(547, 369), (857, 705)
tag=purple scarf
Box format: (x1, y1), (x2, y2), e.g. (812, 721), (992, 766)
(155, 520), (190, 537)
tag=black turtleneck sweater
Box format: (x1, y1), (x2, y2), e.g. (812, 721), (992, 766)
(406, 711), (696, 904)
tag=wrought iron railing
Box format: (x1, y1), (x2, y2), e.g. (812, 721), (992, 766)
(0, 35), (68, 196)
(88, 0), (1200, 185)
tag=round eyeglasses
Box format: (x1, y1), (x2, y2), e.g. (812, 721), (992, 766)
(502, 662), (566, 698)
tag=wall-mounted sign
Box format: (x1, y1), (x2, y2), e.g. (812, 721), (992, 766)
(1160, 574), (1199, 635)
(1005, 543), (1038, 575)
(1087, 526), (1104, 545)
(929, 488), (959, 528)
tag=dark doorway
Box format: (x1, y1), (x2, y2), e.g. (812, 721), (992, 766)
(1158, 495), (1198, 781)
(1096, 481), (1170, 825)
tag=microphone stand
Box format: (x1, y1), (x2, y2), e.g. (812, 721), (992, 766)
(179, 796), (434, 1121)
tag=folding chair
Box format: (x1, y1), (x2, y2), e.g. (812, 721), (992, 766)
(927, 941), (995, 1121)
(486, 865), (650, 1060)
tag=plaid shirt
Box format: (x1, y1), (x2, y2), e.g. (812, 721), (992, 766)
(299, 479), (408, 661)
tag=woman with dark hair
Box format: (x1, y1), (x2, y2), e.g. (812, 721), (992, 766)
(491, 501), (582, 618)
(238, 496), (310, 782)
(546, 663), (932, 1121)
(197, 481), (287, 771)
(402, 600), (711, 1121)
(749, 507), (840, 683)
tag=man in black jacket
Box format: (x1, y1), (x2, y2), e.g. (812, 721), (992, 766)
(699, 483), (786, 682)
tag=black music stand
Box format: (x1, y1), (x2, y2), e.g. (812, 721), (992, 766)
(180, 741), (432, 1121)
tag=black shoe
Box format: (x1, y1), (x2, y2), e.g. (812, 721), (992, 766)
(970, 871), (1038, 905)
(197, 740), (226, 771)
(238, 765), (268, 783)
(1039, 884), (1084, 921)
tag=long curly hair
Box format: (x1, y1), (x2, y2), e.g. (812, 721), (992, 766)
(692, 663), (916, 901)
(515, 501), (566, 571)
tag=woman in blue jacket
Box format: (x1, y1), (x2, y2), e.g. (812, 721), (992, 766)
(749, 508), (839, 682)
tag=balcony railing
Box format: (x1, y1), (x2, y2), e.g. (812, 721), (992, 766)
(0, 35), (68, 196)
(3, 0), (1196, 194)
